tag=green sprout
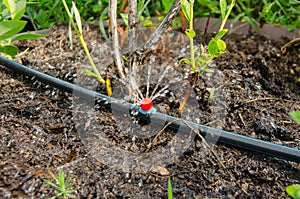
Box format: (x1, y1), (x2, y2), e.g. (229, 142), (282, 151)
(44, 169), (76, 199)
(61, 0), (105, 86)
(204, 87), (216, 105)
(286, 184), (300, 199)
(168, 176), (173, 199)
(62, 0), (114, 96)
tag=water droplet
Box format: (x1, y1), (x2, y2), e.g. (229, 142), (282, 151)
(232, 69), (239, 74)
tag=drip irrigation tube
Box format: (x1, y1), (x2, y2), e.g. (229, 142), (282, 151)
(1, 55), (300, 163)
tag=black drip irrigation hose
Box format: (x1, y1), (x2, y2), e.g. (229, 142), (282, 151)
(1, 55), (300, 163)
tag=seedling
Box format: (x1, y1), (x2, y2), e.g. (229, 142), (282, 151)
(0, 0), (45, 58)
(178, 0), (235, 114)
(204, 87), (216, 105)
(44, 169), (75, 199)
(168, 177), (173, 199)
(62, 0), (112, 96)
(180, 0), (235, 73)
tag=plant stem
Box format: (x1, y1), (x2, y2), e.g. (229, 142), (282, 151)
(109, 0), (126, 80)
(189, 0), (196, 71)
(61, 0), (105, 85)
(219, 0), (235, 31)
(128, 0), (138, 74)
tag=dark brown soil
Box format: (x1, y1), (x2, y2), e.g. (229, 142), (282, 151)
(1, 24), (299, 198)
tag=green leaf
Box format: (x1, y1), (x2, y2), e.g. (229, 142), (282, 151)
(14, 0), (26, 20)
(120, 13), (128, 26)
(243, 16), (259, 32)
(0, 20), (27, 41)
(4, 0), (26, 20)
(58, 170), (65, 188)
(217, 39), (226, 52)
(72, 1), (82, 35)
(286, 184), (300, 199)
(81, 69), (99, 78)
(11, 33), (46, 42)
(289, 111), (300, 125)
(208, 38), (218, 57)
(168, 177), (173, 199)
(179, 57), (192, 66)
(185, 29), (195, 38)
(0, 44), (18, 57)
(162, 0), (175, 13)
(215, 29), (228, 40)
(4, 0), (16, 19)
(220, 0), (227, 19)
(181, 0), (191, 22)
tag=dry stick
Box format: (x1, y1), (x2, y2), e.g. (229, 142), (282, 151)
(133, 0), (182, 61)
(146, 118), (248, 193)
(181, 120), (227, 170)
(281, 37), (300, 54)
(109, 0), (126, 80)
(234, 97), (298, 108)
(146, 118), (226, 170)
(128, 0), (138, 52)
(128, 0), (138, 89)
(181, 121), (249, 195)
(146, 119), (182, 151)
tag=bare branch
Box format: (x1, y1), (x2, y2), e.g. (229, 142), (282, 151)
(109, 0), (126, 80)
(128, 0), (138, 51)
(140, 0), (181, 54)
(128, 0), (138, 73)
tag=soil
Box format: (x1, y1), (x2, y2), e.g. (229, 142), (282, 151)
(1, 23), (300, 198)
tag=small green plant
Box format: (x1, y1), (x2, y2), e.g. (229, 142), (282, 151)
(168, 177), (173, 199)
(61, 0), (111, 93)
(289, 111), (300, 125)
(286, 184), (300, 199)
(44, 169), (76, 199)
(178, 0), (234, 114)
(180, 0), (235, 73)
(0, 0), (44, 58)
(205, 87), (216, 105)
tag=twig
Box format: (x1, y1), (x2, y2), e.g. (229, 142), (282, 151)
(128, 0), (138, 77)
(146, 118), (226, 171)
(281, 37), (300, 54)
(146, 119), (181, 151)
(181, 121), (250, 195)
(234, 97), (298, 109)
(181, 120), (227, 170)
(109, 0), (126, 80)
(128, 0), (138, 51)
(244, 97), (295, 104)
(134, 0), (181, 61)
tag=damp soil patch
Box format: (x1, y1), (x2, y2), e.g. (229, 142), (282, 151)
(0, 24), (300, 198)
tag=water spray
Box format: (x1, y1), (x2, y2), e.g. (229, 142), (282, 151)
(1, 55), (300, 164)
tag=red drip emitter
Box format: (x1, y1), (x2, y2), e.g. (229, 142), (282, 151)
(140, 98), (153, 111)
